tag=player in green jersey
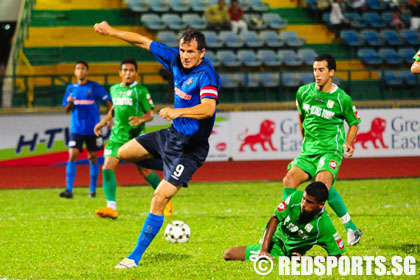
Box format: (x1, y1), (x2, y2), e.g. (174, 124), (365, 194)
(224, 181), (345, 260)
(94, 58), (174, 218)
(282, 54), (362, 246)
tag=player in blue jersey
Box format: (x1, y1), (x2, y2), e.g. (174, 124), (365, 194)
(60, 61), (112, 199)
(94, 22), (220, 268)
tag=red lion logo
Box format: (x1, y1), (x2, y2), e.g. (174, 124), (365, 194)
(239, 119), (277, 152)
(353, 117), (389, 149)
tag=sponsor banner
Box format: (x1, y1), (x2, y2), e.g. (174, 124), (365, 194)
(207, 113), (230, 162)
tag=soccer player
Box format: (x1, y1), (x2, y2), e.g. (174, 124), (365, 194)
(224, 181), (345, 260)
(94, 22), (220, 268)
(60, 61), (112, 199)
(94, 58), (173, 219)
(282, 54), (363, 246)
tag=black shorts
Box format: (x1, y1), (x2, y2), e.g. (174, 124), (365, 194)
(68, 133), (103, 152)
(135, 126), (209, 187)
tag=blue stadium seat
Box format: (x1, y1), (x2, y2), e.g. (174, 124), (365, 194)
(340, 30), (365, 47)
(257, 49), (282, 66)
(147, 0), (170, 12)
(382, 12), (393, 27)
(238, 0), (251, 12)
(358, 48), (383, 65)
(344, 12), (367, 29)
(297, 49), (318, 66)
(125, 0), (149, 12)
(202, 31), (223, 48)
(220, 73), (240, 88)
(190, 0), (209, 12)
(366, 0), (387, 11)
(300, 72), (314, 85)
(220, 31), (244, 48)
(279, 31), (305, 47)
(237, 50), (262, 67)
(157, 31), (179, 47)
(400, 29), (420, 45)
(248, 0), (270, 12)
(217, 50), (241, 67)
(322, 13), (331, 27)
(182, 14), (207, 30)
(398, 47), (416, 64)
(262, 13), (288, 29)
(362, 12), (387, 28)
(398, 70), (417, 85)
(141, 14), (166, 30)
(378, 48), (403, 65)
(168, 0), (189, 12)
(238, 72), (260, 88)
(278, 50), (303, 66)
(240, 31), (264, 47)
(383, 70), (403, 85)
(360, 29), (384, 46)
(258, 72), (280, 87)
(380, 30), (404, 46)
(162, 14), (187, 30)
(260, 30), (284, 47)
(204, 50), (221, 67)
(282, 72), (301, 88)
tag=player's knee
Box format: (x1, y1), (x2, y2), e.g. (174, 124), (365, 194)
(152, 192), (169, 210)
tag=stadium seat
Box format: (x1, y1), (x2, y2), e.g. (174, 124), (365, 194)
(238, 72), (260, 88)
(362, 12), (387, 28)
(322, 13), (331, 27)
(344, 12), (367, 29)
(238, 0), (251, 12)
(217, 50), (241, 67)
(240, 31), (264, 48)
(125, 0), (149, 12)
(297, 49), (318, 66)
(340, 30), (365, 47)
(168, 0), (189, 12)
(220, 73), (240, 88)
(366, 0), (387, 11)
(378, 48), (402, 65)
(360, 30), (384, 46)
(157, 31), (179, 48)
(382, 12), (393, 27)
(202, 31), (223, 48)
(237, 50), (262, 67)
(258, 72), (280, 87)
(147, 0), (170, 12)
(358, 48), (383, 65)
(262, 13), (288, 29)
(398, 70), (417, 85)
(141, 14), (166, 30)
(282, 72), (301, 88)
(204, 50), (221, 67)
(220, 31), (244, 48)
(260, 30), (284, 47)
(400, 29), (420, 45)
(257, 49), (282, 66)
(278, 50), (303, 66)
(382, 70), (403, 85)
(182, 14), (207, 30)
(244, 14), (267, 30)
(300, 72), (314, 85)
(379, 30), (404, 46)
(190, 0), (209, 12)
(279, 31), (305, 47)
(398, 47), (416, 64)
(248, 0), (270, 12)
(162, 14), (187, 30)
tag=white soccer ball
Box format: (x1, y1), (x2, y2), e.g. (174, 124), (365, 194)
(164, 221), (191, 243)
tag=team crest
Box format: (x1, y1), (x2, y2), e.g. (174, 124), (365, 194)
(327, 100), (334, 108)
(304, 224), (313, 232)
(186, 77), (194, 86)
(87, 90), (91, 95)
(126, 90), (132, 96)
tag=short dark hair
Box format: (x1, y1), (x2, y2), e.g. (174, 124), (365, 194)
(305, 181), (329, 204)
(120, 58), (138, 71)
(180, 27), (206, 51)
(314, 54), (336, 71)
(75, 60), (88, 69)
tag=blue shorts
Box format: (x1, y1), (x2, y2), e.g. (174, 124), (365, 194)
(68, 134), (103, 152)
(135, 126), (209, 187)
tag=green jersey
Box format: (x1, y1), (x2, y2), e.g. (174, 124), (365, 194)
(296, 83), (361, 156)
(413, 50), (420, 62)
(273, 191), (346, 256)
(109, 82), (154, 144)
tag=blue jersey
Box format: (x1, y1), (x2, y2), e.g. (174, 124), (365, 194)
(62, 80), (111, 135)
(150, 41), (220, 141)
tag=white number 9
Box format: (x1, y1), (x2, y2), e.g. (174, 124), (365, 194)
(173, 164), (184, 177)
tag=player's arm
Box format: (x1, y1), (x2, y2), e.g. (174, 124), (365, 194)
(343, 125), (358, 157)
(298, 113), (304, 139)
(93, 21), (152, 51)
(258, 215), (280, 259)
(411, 60), (420, 74)
(159, 98), (216, 121)
(94, 106), (114, 136)
(129, 109), (154, 126)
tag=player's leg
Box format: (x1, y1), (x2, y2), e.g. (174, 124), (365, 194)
(86, 134), (103, 197)
(224, 246), (247, 261)
(283, 155), (314, 200)
(118, 138), (153, 163)
(60, 134), (82, 198)
(96, 155), (120, 218)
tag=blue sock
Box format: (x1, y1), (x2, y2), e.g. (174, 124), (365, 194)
(66, 161), (77, 192)
(89, 163), (99, 192)
(128, 213), (164, 264)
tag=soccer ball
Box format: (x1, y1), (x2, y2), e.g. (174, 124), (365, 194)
(164, 221), (191, 243)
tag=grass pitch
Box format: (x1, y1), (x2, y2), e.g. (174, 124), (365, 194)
(0, 178), (419, 279)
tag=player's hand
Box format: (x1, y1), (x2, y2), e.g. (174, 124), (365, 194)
(94, 21), (114, 36)
(292, 252), (302, 262)
(67, 93), (74, 103)
(258, 250), (275, 260)
(94, 123), (103, 136)
(343, 143), (354, 158)
(159, 107), (181, 121)
(128, 116), (143, 126)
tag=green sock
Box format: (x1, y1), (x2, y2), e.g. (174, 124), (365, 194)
(145, 172), (161, 190)
(328, 186), (357, 231)
(102, 169), (117, 202)
(283, 187), (297, 200)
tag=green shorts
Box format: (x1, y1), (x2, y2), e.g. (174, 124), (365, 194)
(103, 140), (124, 158)
(288, 153), (343, 183)
(245, 243), (286, 261)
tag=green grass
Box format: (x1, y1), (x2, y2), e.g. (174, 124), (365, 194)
(0, 179), (419, 279)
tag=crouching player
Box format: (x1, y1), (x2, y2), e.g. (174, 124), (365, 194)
(224, 182), (345, 261)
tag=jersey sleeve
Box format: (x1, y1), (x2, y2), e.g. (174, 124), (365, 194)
(342, 94), (361, 126)
(92, 82), (111, 103)
(198, 71), (219, 102)
(317, 215), (346, 256)
(149, 41), (179, 72)
(273, 191), (297, 221)
(413, 50), (420, 62)
(62, 84), (72, 107)
(138, 85), (155, 112)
